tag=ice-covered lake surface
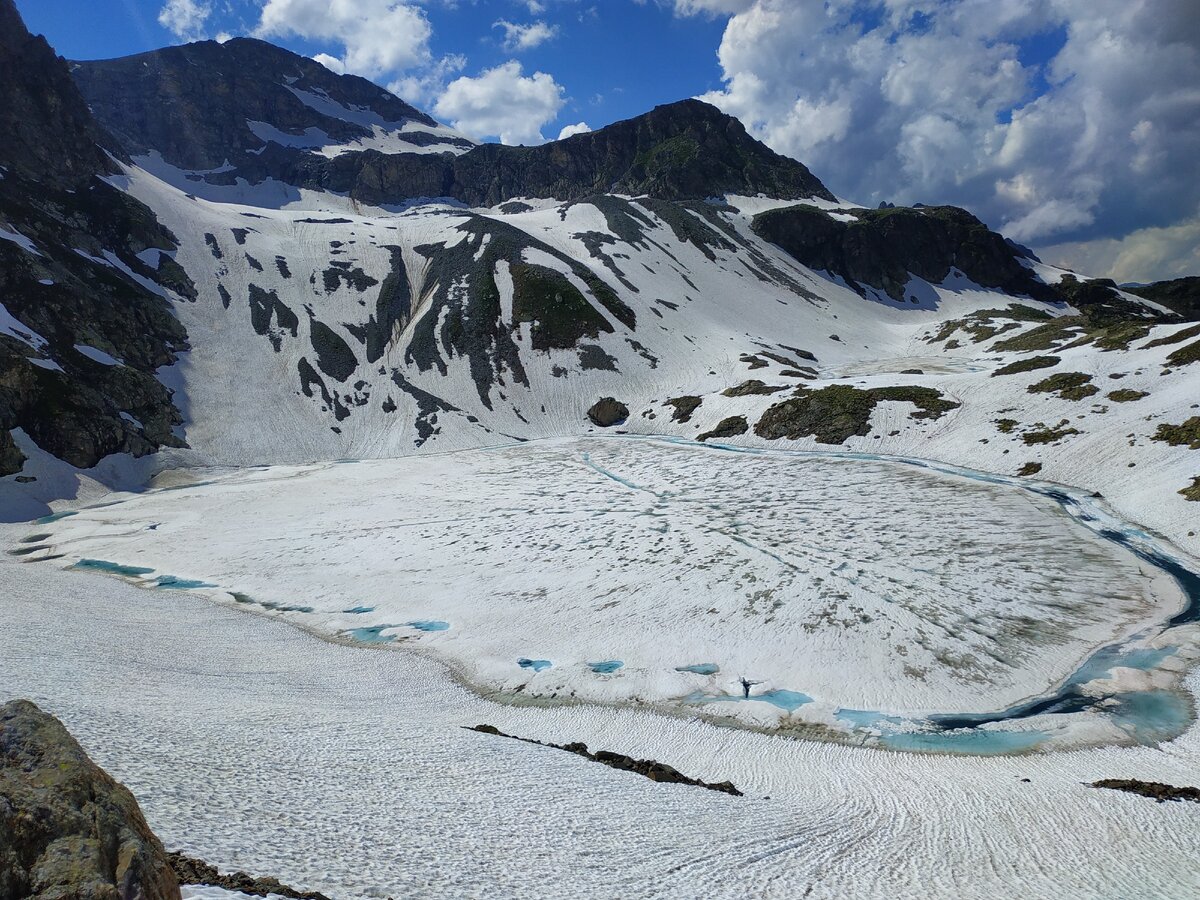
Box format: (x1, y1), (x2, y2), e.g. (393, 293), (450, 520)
(4, 517), (1200, 900)
(21, 436), (1199, 753)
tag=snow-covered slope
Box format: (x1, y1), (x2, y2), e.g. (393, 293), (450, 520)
(3, 26), (1197, 561)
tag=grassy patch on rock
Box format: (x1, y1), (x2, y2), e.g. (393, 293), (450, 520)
(722, 380), (787, 397)
(1107, 389), (1149, 403)
(755, 384), (959, 444)
(1027, 372), (1098, 401)
(1154, 417), (1200, 449)
(1180, 477), (1200, 501)
(1167, 340), (1200, 368)
(992, 356), (1060, 376)
(1022, 421), (1080, 445)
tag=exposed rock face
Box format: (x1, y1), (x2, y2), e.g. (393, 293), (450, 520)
(0, 700), (180, 900)
(311, 99), (834, 207)
(587, 397), (629, 427)
(1125, 276), (1200, 321)
(72, 38), (459, 173)
(0, 0), (189, 476)
(72, 35), (834, 208)
(752, 204), (1056, 302)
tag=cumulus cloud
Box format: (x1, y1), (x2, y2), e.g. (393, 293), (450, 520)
(158, 0), (211, 40)
(557, 121), (591, 139)
(255, 0), (432, 78)
(685, 0), (1200, 271)
(1042, 211), (1200, 283)
(434, 61), (566, 145)
(494, 20), (559, 52)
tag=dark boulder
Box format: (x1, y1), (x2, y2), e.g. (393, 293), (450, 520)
(0, 699), (180, 900)
(698, 416), (749, 442)
(588, 397), (629, 427)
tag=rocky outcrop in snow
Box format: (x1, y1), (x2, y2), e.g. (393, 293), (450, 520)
(0, 699), (180, 900)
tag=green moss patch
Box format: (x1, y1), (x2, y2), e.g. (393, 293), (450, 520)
(992, 356), (1060, 377)
(511, 262), (612, 351)
(1167, 340), (1200, 368)
(722, 380), (787, 397)
(1154, 417), (1200, 449)
(1180, 477), (1200, 502)
(995, 418), (1019, 433)
(1107, 389), (1149, 403)
(929, 305), (1054, 345)
(1144, 323), (1200, 349)
(1022, 422), (1080, 445)
(1027, 372), (1098, 401)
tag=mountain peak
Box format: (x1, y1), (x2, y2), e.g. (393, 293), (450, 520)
(72, 37), (471, 172)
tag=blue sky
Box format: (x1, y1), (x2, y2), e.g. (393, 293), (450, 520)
(13, 0), (1200, 281)
(17, 0), (729, 139)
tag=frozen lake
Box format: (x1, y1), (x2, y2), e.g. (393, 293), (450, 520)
(3, 517), (1200, 899)
(19, 437), (1198, 752)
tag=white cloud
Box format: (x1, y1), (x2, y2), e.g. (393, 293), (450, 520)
(685, 0), (1200, 271)
(557, 121), (591, 140)
(255, 0), (432, 78)
(312, 52), (346, 75)
(434, 61), (566, 145)
(494, 20), (559, 52)
(157, 0), (211, 41)
(1042, 211), (1200, 284)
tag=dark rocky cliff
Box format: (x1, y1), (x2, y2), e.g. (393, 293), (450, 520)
(72, 38), (461, 172)
(1125, 276), (1200, 321)
(72, 39), (833, 207)
(0, 0), (189, 477)
(752, 204), (1059, 303)
(306, 99), (836, 206)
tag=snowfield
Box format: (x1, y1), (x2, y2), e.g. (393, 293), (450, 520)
(3, 522), (1200, 900)
(24, 437), (1199, 753)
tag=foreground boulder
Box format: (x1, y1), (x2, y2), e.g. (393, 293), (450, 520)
(0, 699), (180, 900)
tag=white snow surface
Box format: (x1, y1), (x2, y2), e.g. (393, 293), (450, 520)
(3, 524), (1200, 899)
(34, 437), (1191, 735)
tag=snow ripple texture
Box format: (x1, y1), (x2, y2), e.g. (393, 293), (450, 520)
(2, 526), (1199, 899)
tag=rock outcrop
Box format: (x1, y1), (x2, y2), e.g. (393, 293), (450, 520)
(751, 204), (1057, 303)
(0, 699), (180, 900)
(167, 853), (330, 900)
(468, 725), (742, 796)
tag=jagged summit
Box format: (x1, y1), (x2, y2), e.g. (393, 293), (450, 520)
(72, 38), (833, 207)
(72, 37), (475, 172)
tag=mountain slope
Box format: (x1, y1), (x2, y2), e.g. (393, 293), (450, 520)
(0, 30), (1195, 561)
(0, 0), (190, 477)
